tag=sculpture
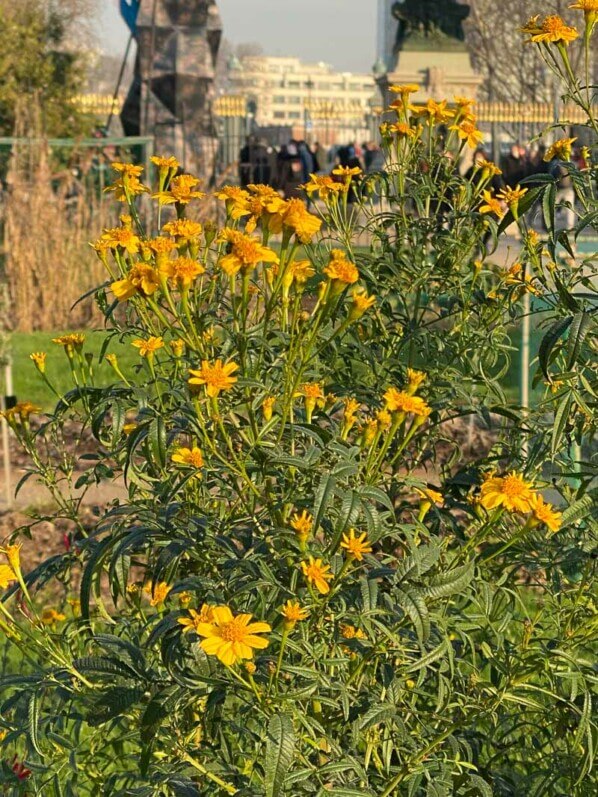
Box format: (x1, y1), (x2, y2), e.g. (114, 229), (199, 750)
(121, 1), (223, 181)
(392, 0), (470, 48)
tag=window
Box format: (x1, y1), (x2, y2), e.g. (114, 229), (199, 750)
(273, 96), (286, 104)
(288, 96), (302, 104)
(288, 111), (301, 119)
(318, 83), (331, 90)
(273, 111), (285, 119)
(288, 80), (300, 88)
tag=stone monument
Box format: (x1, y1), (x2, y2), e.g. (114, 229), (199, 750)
(121, 1), (223, 181)
(377, 0), (481, 105)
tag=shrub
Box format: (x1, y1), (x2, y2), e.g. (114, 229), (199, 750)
(0, 11), (596, 796)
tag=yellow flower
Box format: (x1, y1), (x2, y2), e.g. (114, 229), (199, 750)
(144, 581), (172, 607)
(151, 155), (180, 174)
(389, 83), (419, 97)
(178, 603), (217, 633)
(479, 190), (504, 217)
(162, 257), (205, 288)
(188, 359), (239, 397)
(544, 137), (577, 162)
(290, 510), (313, 543)
(218, 229), (279, 276)
(415, 487), (443, 522)
(340, 529), (372, 562)
(52, 334), (85, 353)
(1, 544), (22, 575)
(529, 494), (562, 533)
(149, 236), (177, 267)
(29, 352), (46, 374)
(569, 0), (598, 20)
(340, 624), (366, 640)
(0, 564), (15, 589)
(387, 122), (418, 139)
(342, 397), (361, 434)
(171, 446), (204, 469)
(162, 219), (203, 241)
(178, 591), (192, 609)
(406, 369), (426, 395)
(297, 382), (325, 423)
(170, 339), (185, 358)
(193, 605), (271, 666)
(132, 336), (164, 357)
(1, 402), (41, 425)
(262, 395), (276, 422)
(302, 174), (345, 201)
(105, 162), (149, 201)
(301, 557), (333, 595)
(383, 388), (431, 418)
(99, 226), (141, 254)
(40, 607), (66, 625)
(324, 250), (359, 288)
(497, 185), (528, 209)
(450, 120), (483, 149)
(411, 99), (454, 124)
(349, 287), (376, 321)
(332, 165), (363, 178)
(215, 185), (250, 204)
(282, 259), (315, 292)
(477, 159), (502, 179)
(153, 174), (205, 205)
(522, 14), (579, 44)
(479, 471), (535, 513)
(111, 263), (160, 301)
(281, 600), (309, 630)
(272, 198), (322, 243)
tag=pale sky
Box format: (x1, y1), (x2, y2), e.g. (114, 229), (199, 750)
(98, 0), (378, 74)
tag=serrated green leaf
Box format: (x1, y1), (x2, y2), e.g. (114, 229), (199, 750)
(265, 712), (295, 797)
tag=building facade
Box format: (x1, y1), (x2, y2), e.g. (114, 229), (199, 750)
(226, 55), (378, 145)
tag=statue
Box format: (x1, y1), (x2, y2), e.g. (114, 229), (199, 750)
(121, 1), (223, 181)
(392, 0), (470, 48)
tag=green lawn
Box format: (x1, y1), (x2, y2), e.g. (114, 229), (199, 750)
(10, 330), (140, 410)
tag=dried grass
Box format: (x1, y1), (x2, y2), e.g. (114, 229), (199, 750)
(3, 110), (111, 332)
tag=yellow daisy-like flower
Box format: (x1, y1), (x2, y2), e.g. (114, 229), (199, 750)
(193, 605), (271, 666)
(383, 388), (431, 418)
(479, 471), (535, 513)
(162, 257), (205, 288)
(188, 359), (239, 397)
(497, 185), (529, 208)
(544, 137), (577, 162)
(522, 14), (579, 44)
(144, 581), (172, 607)
(153, 174), (205, 205)
(132, 336), (164, 357)
(415, 487), (443, 522)
(262, 395), (276, 422)
(389, 83), (419, 97)
(52, 334), (85, 352)
(111, 263), (160, 302)
(297, 382), (326, 423)
(171, 446), (204, 469)
(529, 494), (563, 534)
(281, 600), (309, 630)
(349, 287), (376, 321)
(40, 607), (66, 625)
(324, 250), (359, 288)
(151, 155), (179, 173)
(273, 198), (323, 243)
(218, 229), (279, 276)
(301, 556), (334, 595)
(178, 603), (217, 634)
(29, 352), (46, 374)
(105, 163), (149, 202)
(1, 402), (41, 425)
(406, 369), (426, 395)
(215, 185), (250, 203)
(340, 624), (366, 640)
(332, 165), (363, 179)
(1, 543), (22, 575)
(450, 120), (483, 149)
(0, 564), (15, 589)
(302, 174), (346, 201)
(290, 510), (313, 543)
(162, 218), (203, 241)
(569, 0), (598, 28)
(99, 226), (141, 254)
(170, 339), (185, 358)
(411, 99), (455, 125)
(340, 529), (372, 562)
(479, 190), (504, 217)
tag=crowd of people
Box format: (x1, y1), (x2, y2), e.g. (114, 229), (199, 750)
(238, 136), (384, 199)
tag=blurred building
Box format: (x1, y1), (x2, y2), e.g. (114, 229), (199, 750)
(226, 55), (378, 144)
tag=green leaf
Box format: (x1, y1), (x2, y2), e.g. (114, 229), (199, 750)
(265, 712), (296, 797)
(538, 316), (573, 380)
(560, 493), (595, 526)
(28, 691), (43, 756)
(312, 474), (336, 531)
(422, 563), (474, 600)
(394, 587), (430, 643)
(566, 311), (592, 370)
(552, 393), (573, 457)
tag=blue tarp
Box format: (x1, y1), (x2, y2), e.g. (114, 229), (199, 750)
(120, 0), (140, 35)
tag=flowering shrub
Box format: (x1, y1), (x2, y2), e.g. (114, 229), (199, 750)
(0, 10), (596, 796)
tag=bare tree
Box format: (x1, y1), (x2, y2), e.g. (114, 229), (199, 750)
(464, 0), (582, 103)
